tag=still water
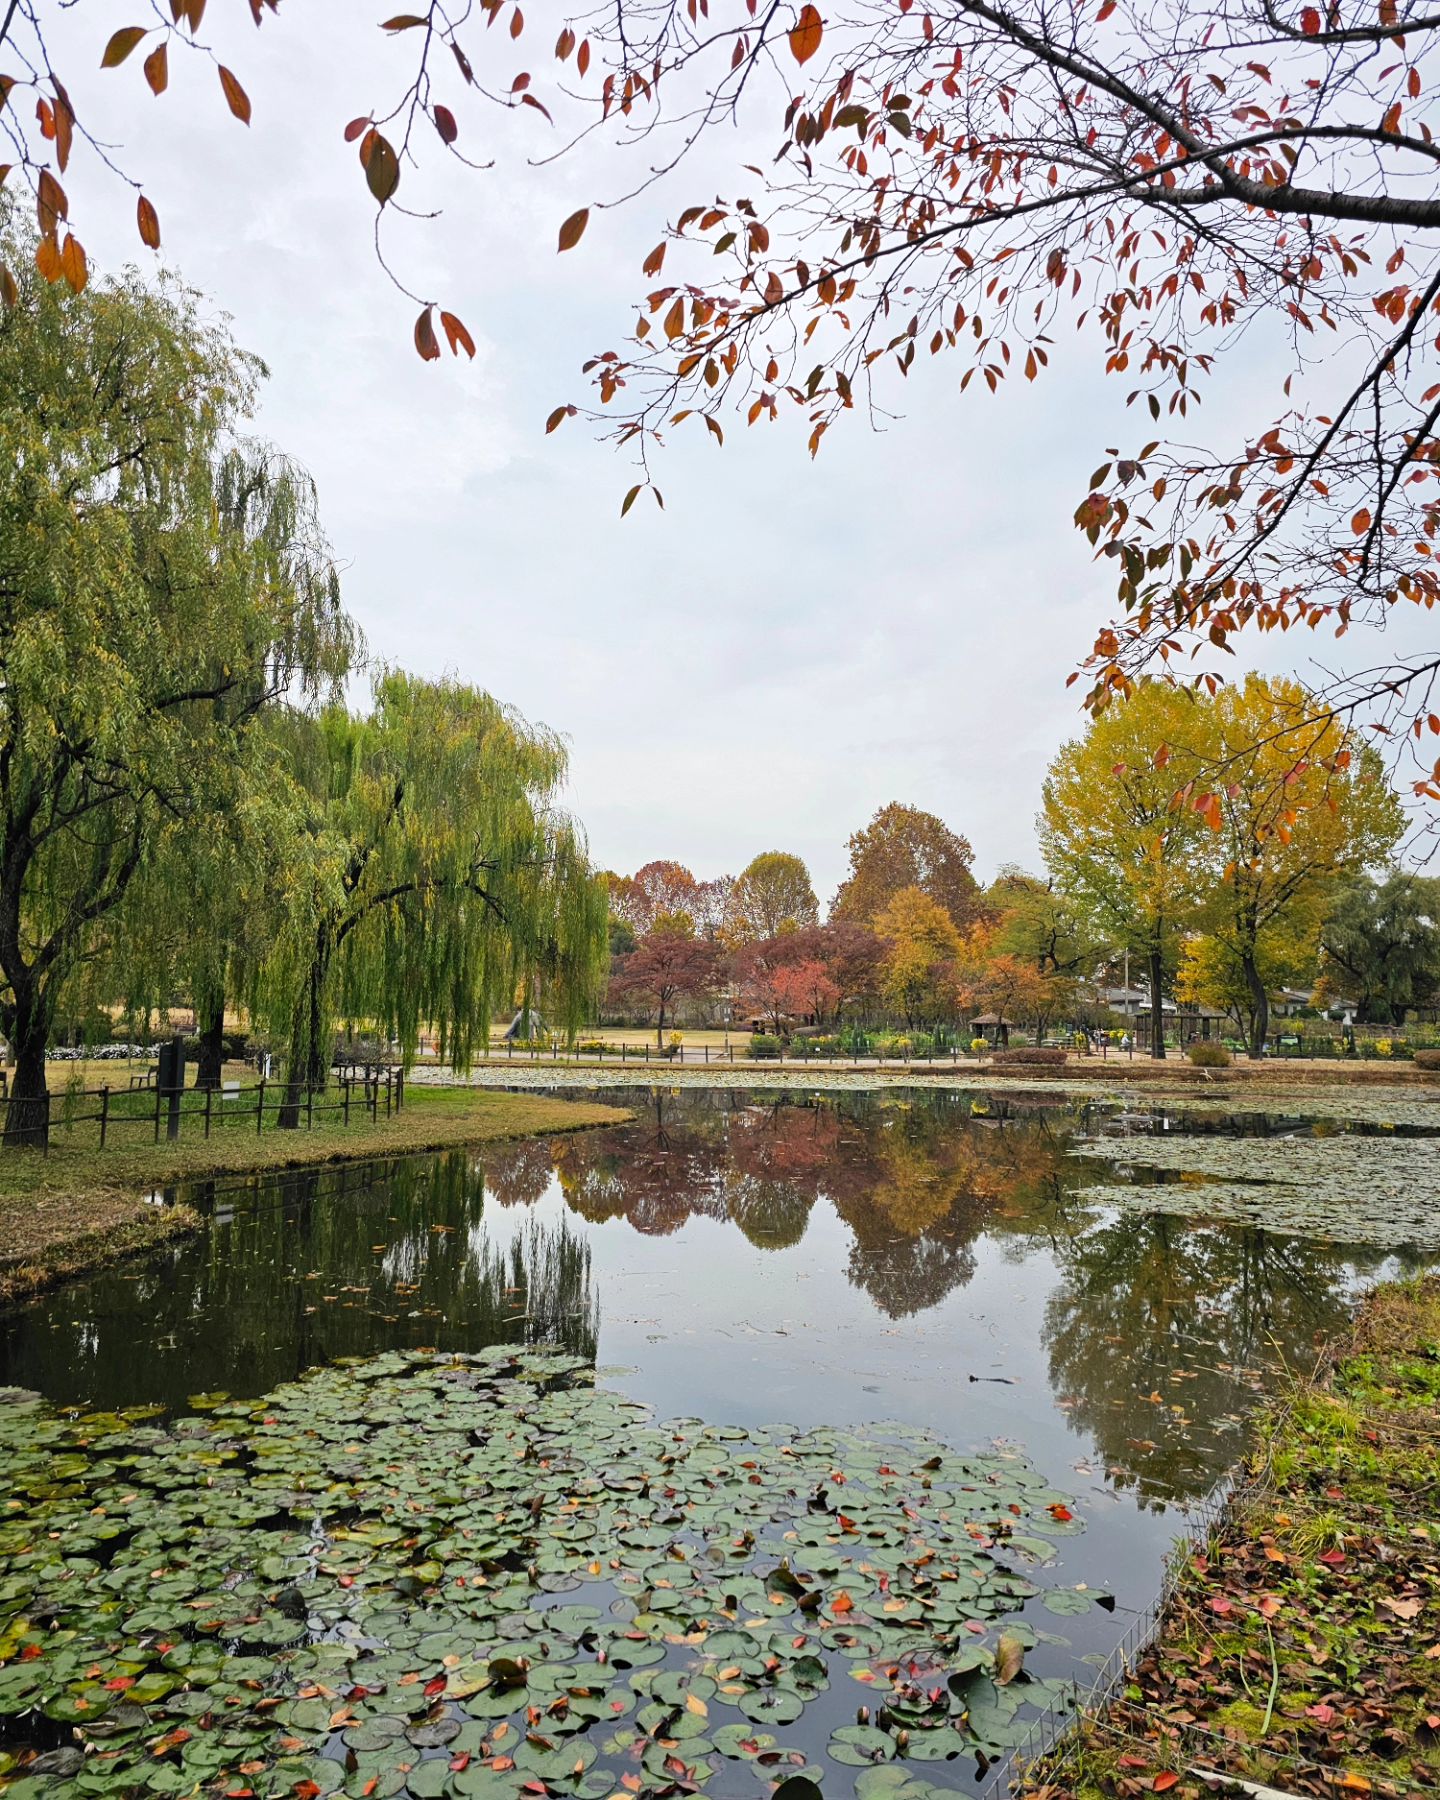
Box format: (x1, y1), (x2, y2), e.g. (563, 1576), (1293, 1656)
(3, 1086), (1419, 1515)
(0, 1084), (1427, 1795)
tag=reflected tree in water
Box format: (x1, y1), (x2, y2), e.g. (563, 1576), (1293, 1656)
(3, 1149), (596, 1409)
(1041, 1211), (1395, 1507)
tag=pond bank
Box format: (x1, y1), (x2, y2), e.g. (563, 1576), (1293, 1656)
(1018, 1275), (1440, 1800)
(0, 1088), (629, 1306)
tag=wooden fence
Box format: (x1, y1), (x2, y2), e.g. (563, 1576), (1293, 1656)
(0, 1066), (404, 1153)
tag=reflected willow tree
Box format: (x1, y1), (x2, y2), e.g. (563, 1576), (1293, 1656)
(3, 1148), (598, 1408)
(1041, 1215), (1393, 1507)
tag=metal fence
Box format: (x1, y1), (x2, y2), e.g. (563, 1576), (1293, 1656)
(1, 1065), (404, 1152)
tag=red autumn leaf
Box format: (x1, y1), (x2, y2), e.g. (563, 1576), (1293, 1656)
(424, 1674), (447, 1696)
(137, 195), (161, 249)
(558, 207), (589, 252)
(1048, 1503), (1074, 1521)
(789, 4), (823, 64)
(830, 1591), (854, 1613)
(414, 307), (441, 361)
(218, 66), (252, 124)
(1154, 1775), (1181, 1793)
(144, 43), (168, 94)
(440, 310), (476, 357)
(1208, 1595), (1233, 1616)
(434, 104), (458, 143)
(343, 116), (371, 142)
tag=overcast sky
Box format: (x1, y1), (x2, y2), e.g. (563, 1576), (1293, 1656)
(37, 2), (1435, 904)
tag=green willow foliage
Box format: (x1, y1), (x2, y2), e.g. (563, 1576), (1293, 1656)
(257, 671), (609, 1119)
(0, 218), (607, 1139)
(0, 221), (352, 1140)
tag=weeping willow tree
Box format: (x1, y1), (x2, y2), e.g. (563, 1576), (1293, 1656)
(257, 671), (608, 1127)
(114, 448), (358, 1087)
(0, 221), (352, 1145)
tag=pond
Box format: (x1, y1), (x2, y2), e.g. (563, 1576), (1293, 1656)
(0, 1085), (1431, 1800)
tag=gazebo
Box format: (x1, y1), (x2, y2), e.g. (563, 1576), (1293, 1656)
(969, 1012), (1012, 1048)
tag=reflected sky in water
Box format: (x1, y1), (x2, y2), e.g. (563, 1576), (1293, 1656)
(4, 1084), (1422, 1642)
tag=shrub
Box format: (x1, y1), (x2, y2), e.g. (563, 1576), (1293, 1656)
(1414, 1049), (1440, 1071)
(577, 1040), (608, 1055)
(748, 1033), (783, 1060)
(991, 1046), (1068, 1066)
(1186, 1041), (1232, 1068)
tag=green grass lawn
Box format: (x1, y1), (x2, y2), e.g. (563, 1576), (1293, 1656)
(0, 1085), (629, 1304)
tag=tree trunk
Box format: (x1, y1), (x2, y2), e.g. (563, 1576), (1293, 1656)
(279, 938), (329, 1129)
(1242, 950), (1269, 1058)
(195, 992), (225, 1090)
(3, 981), (51, 1149)
(656, 994), (667, 1050)
(1148, 949), (1166, 1060)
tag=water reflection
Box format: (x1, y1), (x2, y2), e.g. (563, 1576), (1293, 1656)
(0, 1086), (1415, 1517)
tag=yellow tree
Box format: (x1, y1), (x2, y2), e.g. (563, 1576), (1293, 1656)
(1040, 682), (1210, 1059)
(1185, 676), (1403, 1055)
(872, 887), (962, 1029)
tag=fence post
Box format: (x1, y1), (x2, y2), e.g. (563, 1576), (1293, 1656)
(645, 1043), (650, 1062)
(154, 1079), (162, 1144)
(396, 1067), (404, 1111)
(385, 1070), (392, 1117)
(343, 1076), (351, 1128)
(99, 1085), (110, 1149)
(306, 1086), (313, 1129)
(257, 1076), (266, 1136)
(204, 1085), (213, 1140)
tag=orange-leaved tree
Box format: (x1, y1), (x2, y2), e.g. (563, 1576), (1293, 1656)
(7, 1), (1440, 778)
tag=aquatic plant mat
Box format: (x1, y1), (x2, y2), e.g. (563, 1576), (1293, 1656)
(0, 1348), (1113, 1799)
(1073, 1134), (1440, 1251)
(1016, 1276), (1440, 1800)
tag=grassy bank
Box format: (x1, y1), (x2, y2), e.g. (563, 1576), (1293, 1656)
(1023, 1276), (1440, 1800)
(0, 1086), (629, 1305)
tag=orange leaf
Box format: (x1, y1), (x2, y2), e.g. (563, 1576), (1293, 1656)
(642, 242), (666, 277)
(1154, 1775), (1181, 1793)
(137, 194), (161, 248)
(414, 306), (441, 361)
(1351, 507), (1372, 534)
(789, 4), (823, 64)
(830, 1591), (854, 1614)
(60, 232), (87, 293)
(218, 65), (252, 124)
(143, 42), (168, 94)
(101, 26), (148, 68)
(0, 265), (17, 311)
(440, 310), (475, 357)
(557, 207), (589, 252)
(545, 404), (575, 433)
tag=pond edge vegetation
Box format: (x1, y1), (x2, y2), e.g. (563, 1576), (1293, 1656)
(1013, 1275), (1440, 1800)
